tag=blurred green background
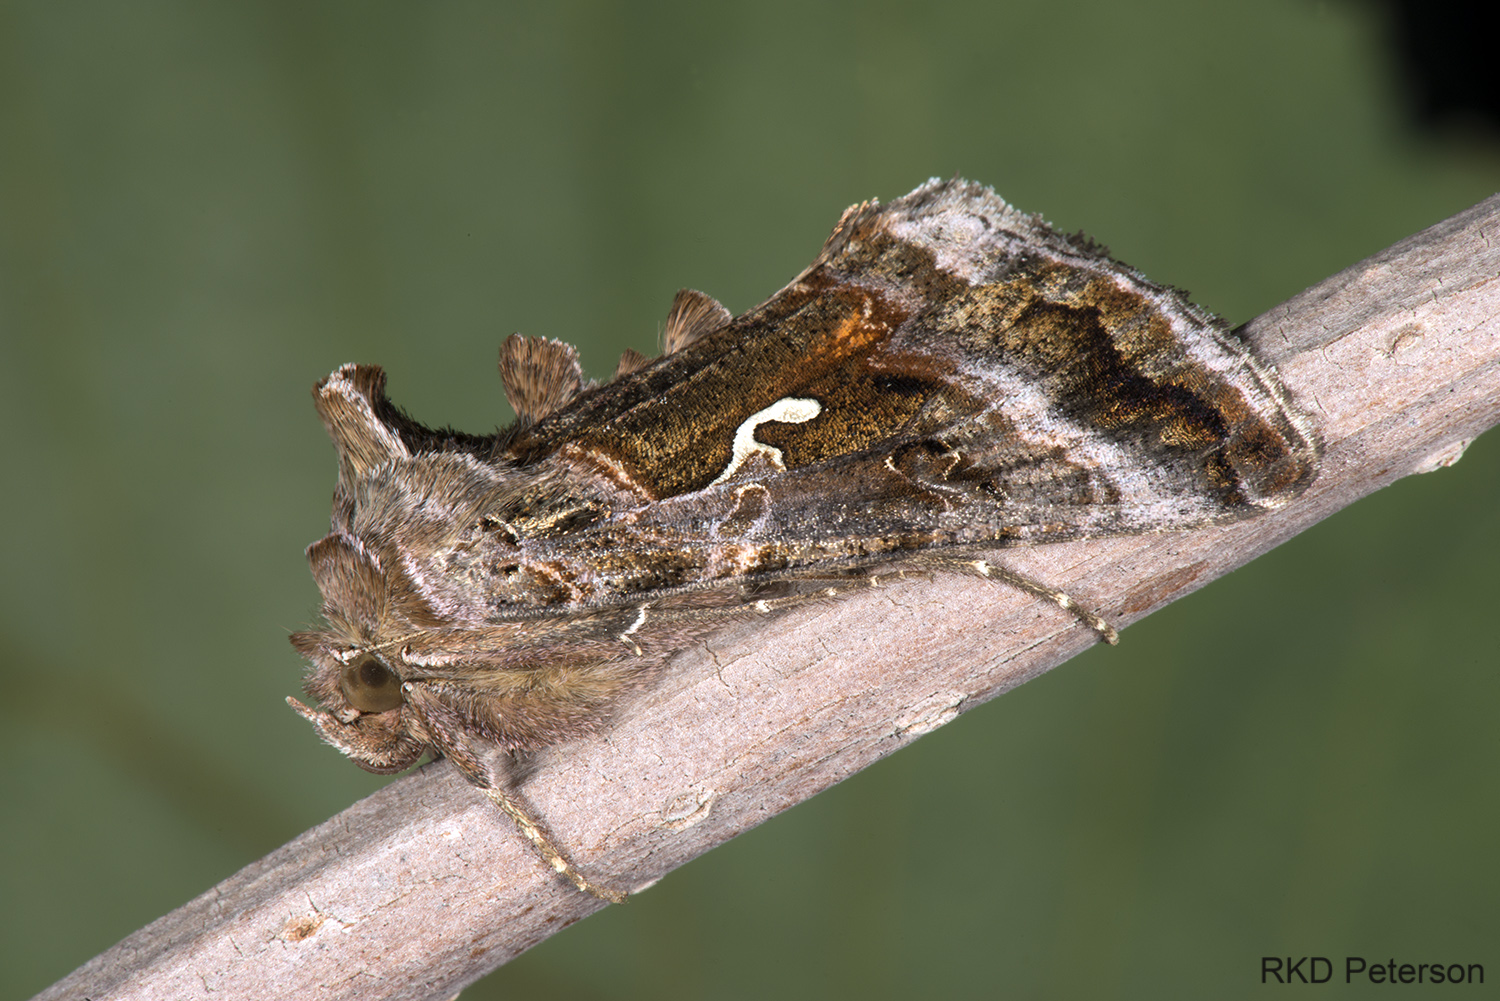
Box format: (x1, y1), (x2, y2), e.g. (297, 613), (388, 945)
(2, 1), (1496, 998)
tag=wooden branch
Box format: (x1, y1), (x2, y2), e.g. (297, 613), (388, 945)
(36, 195), (1500, 1001)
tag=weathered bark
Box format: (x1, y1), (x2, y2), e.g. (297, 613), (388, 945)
(35, 194), (1500, 1001)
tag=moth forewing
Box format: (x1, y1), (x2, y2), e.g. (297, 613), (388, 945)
(291, 177), (1318, 903)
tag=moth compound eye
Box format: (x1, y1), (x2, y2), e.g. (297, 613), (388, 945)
(339, 656), (404, 713)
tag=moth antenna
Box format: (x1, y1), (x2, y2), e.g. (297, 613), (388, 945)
(312, 364), (412, 483)
(662, 288), (731, 354)
(481, 784), (628, 904)
(612, 347), (652, 380)
(498, 334), (586, 426)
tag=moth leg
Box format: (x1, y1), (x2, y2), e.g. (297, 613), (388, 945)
(739, 561), (1119, 644)
(480, 783), (628, 904)
(398, 681), (629, 903)
(921, 556), (1119, 645)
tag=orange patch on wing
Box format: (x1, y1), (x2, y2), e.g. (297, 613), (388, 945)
(808, 298), (894, 363)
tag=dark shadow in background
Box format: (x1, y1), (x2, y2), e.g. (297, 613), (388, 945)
(1368, 0), (1500, 133)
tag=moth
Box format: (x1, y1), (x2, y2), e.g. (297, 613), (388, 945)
(289, 178), (1319, 902)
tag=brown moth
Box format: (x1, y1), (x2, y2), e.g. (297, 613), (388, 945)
(289, 178), (1319, 902)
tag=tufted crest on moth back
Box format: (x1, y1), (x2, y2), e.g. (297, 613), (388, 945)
(612, 347), (652, 380)
(662, 288), (732, 354)
(302, 532), (390, 643)
(312, 365), (412, 489)
(498, 334), (587, 427)
(599, 288), (732, 383)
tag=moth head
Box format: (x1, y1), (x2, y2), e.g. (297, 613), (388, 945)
(290, 629), (408, 718)
(291, 505), (493, 772)
(295, 367), (518, 723)
(291, 531), (415, 721)
(291, 359), (636, 773)
(336, 652), (404, 713)
(289, 599), (429, 775)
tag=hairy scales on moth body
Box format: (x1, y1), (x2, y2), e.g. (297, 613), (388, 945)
(289, 178), (1319, 902)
